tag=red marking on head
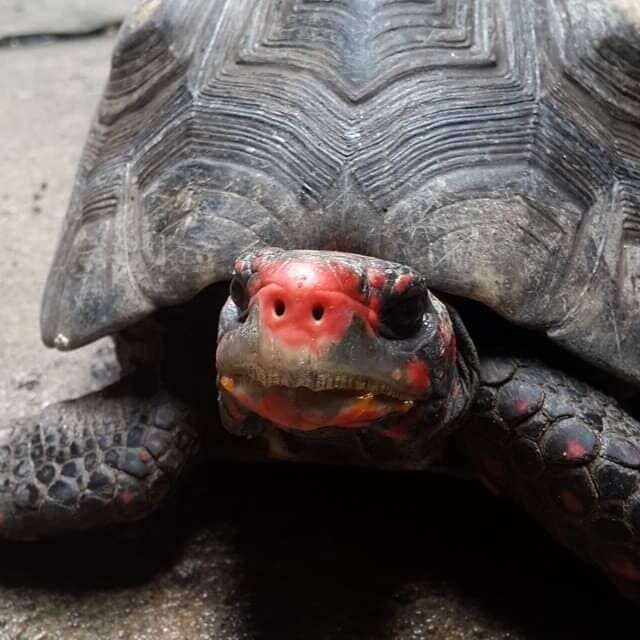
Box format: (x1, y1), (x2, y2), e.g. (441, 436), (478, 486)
(514, 400), (530, 416)
(250, 259), (378, 354)
(392, 273), (412, 295)
(259, 259), (363, 298)
(366, 267), (386, 290)
(566, 439), (588, 460)
(369, 290), (383, 314)
(138, 450), (152, 464)
(405, 360), (430, 394)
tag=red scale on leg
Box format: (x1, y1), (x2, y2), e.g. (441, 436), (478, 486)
(543, 419), (597, 465)
(566, 439), (589, 459)
(495, 380), (544, 424)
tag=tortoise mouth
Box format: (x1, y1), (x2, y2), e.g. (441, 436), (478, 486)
(219, 374), (415, 431)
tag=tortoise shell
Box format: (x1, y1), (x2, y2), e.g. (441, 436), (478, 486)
(41, 0), (640, 385)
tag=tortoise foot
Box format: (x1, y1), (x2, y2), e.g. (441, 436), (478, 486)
(0, 375), (200, 539)
(464, 357), (640, 601)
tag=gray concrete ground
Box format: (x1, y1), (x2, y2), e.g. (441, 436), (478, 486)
(0, 23), (638, 640)
(0, 32), (119, 423)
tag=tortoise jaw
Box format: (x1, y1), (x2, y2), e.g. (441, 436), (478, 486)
(217, 363), (417, 401)
(219, 374), (415, 431)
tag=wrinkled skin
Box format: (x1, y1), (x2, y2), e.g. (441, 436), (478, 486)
(216, 248), (478, 469)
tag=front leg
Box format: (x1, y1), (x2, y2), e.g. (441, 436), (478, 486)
(462, 357), (640, 600)
(0, 375), (200, 539)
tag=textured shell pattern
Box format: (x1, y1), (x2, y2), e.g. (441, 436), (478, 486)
(41, 0), (640, 385)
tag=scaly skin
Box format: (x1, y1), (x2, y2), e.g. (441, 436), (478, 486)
(463, 357), (640, 600)
(0, 375), (200, 539)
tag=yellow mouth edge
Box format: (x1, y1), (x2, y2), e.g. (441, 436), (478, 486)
(218, 374), (415, 430)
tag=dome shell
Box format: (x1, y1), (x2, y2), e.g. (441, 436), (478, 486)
(42, 0), (640, 386)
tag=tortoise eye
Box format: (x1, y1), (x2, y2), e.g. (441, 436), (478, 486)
(379, 293), (427, 340)
(230, 276), (249, 319)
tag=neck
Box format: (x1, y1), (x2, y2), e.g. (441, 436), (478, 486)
(445, 303), (481, 426)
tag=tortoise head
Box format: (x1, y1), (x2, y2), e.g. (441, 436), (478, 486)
(216, 248), (478, 462)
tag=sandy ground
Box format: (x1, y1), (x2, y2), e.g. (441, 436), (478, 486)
(0, 26), (639, 640)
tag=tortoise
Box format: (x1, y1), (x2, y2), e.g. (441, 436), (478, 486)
(6, 0), (640, 601)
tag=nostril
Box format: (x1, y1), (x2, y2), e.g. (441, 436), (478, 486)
(312, 305), (324, 321)
(274, 299), (286, 317)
